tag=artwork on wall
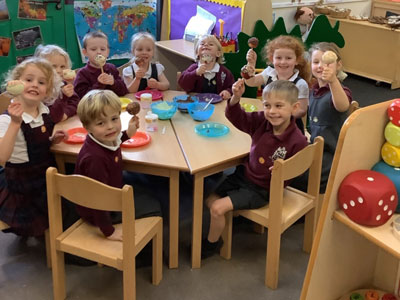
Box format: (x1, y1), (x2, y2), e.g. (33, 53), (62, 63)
(169, 0), (243, 40)
(18, 0), (47, 21)
(74, 0), (158, 62)
(16, 54), (33, 64)
(12, 26), (43, 50)
(0, 0), (9, 20)
(0, 37), (11, 56)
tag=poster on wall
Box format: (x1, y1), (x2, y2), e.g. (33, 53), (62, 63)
(12, 26), (43, 50)
(0, 0), (9, 20)
(18, 0), (47, 21)
(74, 0), (158, 62)
(0, 37), (11, 56)
(16, 54), (33, 64)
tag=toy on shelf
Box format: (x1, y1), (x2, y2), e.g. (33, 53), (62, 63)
(338, 170), (398, 226)
(381, 100), (400, 167)
(338, 289), (399, 300)
(294, 6), (314, 41)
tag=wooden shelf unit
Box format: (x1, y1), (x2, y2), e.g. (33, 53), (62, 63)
(300, 100), (400, 300)
(371, 0), (400, 17)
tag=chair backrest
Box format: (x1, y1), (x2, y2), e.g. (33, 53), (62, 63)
(176, 71), (183, 91)
(0, 92), (12, 113)
(117, 61), (131, 77)
(269, 136), (324, 215)
(46, 167), (135, 243)
(349, 100), (359, 114)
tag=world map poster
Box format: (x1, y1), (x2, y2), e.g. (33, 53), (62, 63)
(74, 0), (157, 62)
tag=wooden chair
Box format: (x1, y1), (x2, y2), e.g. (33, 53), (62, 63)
(220, 136), (324, 289)
(117, 61), (131, 77)
(176, 71), (183, 91)
(46, 167), (163, 300)
(349, 100), (360, 114)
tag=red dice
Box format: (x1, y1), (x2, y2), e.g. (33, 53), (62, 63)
(338, 170), (398, 226)
(387, 99), (400, 126)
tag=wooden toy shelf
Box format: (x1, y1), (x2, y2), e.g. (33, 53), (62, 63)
(334, 211), (400, 259)
(300, 100), (400, 300)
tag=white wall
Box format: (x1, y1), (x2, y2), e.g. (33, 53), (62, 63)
(272, 0), (372, 31)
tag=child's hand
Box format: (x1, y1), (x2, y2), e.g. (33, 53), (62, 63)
(127, 116), (139, 137)
(246, 49), (257, 66)
(220, 90), (231, 100)
(232, 79), (245, 98)
(8, 101), (23, 124)
(148, 78), (159, 89)
(107, 226), (123, 241)
(135, 68), (146, 80)
(61, 83), (74, 98)
(322, 63), (339, 84)
(50, 130), (68, 144)
(196, 64), (207, 76)
(98, 73), (115, 85)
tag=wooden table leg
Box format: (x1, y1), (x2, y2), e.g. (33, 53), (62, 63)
(55, 155), (66, 174)
(169, 170), (179, 269)
(191, 173), (204, 268)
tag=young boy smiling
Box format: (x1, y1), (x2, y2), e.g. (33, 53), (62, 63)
(74, 31), (128, 99)
(202, 79), (308, 258)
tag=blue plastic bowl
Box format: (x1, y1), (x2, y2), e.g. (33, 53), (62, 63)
(188, 102), (215, 122)
(173, 95), (199, 111)
(151, 101), (177, 120)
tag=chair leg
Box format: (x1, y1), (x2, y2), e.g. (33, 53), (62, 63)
(303, 208), (316, 253)
(265, 226), (281, 289)
(124, 254), (135, 300)
(51, 250), (66, 300)
(45, 229), (51, 268)
(152, 221), (162, 285)
(252, 223), (265, 234)
(220, 211), (233, 260)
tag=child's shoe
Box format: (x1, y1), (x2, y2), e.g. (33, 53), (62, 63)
(201, 238), (222, 259)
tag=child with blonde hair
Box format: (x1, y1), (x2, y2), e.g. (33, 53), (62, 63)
(202, 79), (308, 258)
(178, 35), (235, 100)
(74, 31), (128, 99)
(0, 57), (67, 236)
(75, 90), (161, 241)
(34, 44), (79, 121)
(122, 32), (169, 93)
(244, 35), (310, 132)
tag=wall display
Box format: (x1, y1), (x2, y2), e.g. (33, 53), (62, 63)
(16, 55), (32, 64)
(0, 0), (9, 20)
(169, 0), (243, 40)
(0, 37), (10, 56)
(74, 0), (158, 62)
(12, 26), (42, 50)
(18, 0), (47, 21)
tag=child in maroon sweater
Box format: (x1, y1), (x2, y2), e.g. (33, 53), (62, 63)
(202, 79), (308, 258)
(74, 31), (128, 99)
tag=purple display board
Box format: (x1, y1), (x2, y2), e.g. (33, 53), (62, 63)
(170, 0), (242, 40)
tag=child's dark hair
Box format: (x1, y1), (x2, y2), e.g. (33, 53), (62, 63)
(262, 80), (299, 104)
(82, 31), (108, 49)
(264, 35), (311, 84)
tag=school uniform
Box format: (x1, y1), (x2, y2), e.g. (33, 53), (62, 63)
(308, 82), (352, 192)
(0, 103), (64, 236)
(74, 63), (129, 99)
(216, 100), (308, 210)
(178, 63), (234, 95)
(74, 132), (161, 237)
(51, 83), (80, 118)
(122, 62), (164, 91)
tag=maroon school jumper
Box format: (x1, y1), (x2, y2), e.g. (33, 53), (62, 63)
(74, 63), (129, 99)
(178, 63), (234, 95)
(225, 100), (308, 189)
(74, 132), (129, 237)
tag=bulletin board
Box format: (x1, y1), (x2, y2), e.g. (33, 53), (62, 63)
(168, 0), (244, 40)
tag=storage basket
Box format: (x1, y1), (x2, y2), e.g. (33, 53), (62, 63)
(314, 5), (334, 15)
(330, 8), (351, 19)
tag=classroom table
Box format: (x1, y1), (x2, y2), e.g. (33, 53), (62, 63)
(155, 39), (195, 90)
(51, 91), (189, 269)
(170, 97), (263, 268)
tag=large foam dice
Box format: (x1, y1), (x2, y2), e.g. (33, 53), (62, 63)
(388, 99), (400, 126)
(338, 170), (398, 226)
(381, 142), (400, 167)
(372, 161), (400, 213)
(384, 121), (400, 147)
